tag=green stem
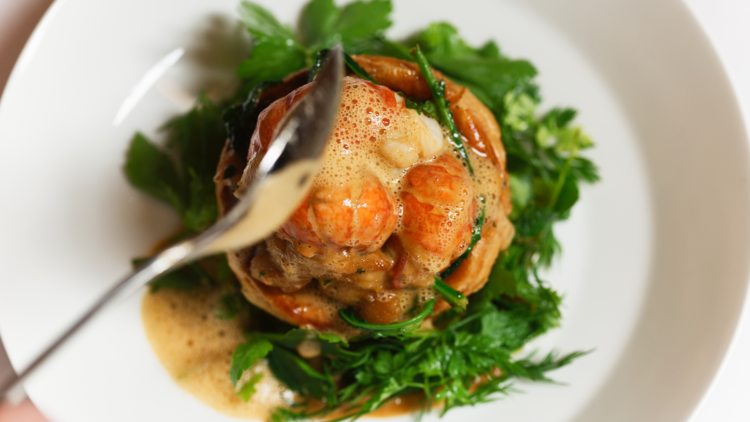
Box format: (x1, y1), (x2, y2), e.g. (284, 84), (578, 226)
(309, 50), (380, 85)
(440, 205), (485, 278)
(189, 262), (217, 286)
(434, 279), (468, 309)
(308, 49), (328, 82)
(343, 52), (380, 84)
(340, 299), (435, 334)
(548, 128), (580, 210)
(412, 45), (474, 175)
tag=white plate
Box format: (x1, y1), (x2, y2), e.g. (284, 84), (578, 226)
(0, 0), (747, 421)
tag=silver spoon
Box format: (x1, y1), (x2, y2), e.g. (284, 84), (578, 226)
(0, 45), (344, 403)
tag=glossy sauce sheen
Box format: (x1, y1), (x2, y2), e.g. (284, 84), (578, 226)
(142, 289), (417, 419)
(141, 289), (287, 419)
(141, 74), (509, 418)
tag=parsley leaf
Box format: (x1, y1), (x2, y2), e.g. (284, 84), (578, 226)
(407, 22), (538, 119)
(126, 1), (601, 419)
(237, 2), (308, 85)
(331, 0), (392, 49)
(238, 0), (393, 87)
(236, 37), (308, 86)
(238, 1), (297, 40)
(268, 346), (337, 402)
(124, 133), (182, 210)
(230, 339), (273, 387)
(125, 94), (226, 233)
(299, 0), (340, 48)
(300, 0), (392, 52)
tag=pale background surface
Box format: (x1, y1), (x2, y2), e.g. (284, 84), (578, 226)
(0, 1), (54, 420)
(0, 0), (748, 421)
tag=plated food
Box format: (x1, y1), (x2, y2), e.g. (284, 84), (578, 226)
(129, 0), (599, 420)
(216, 55), (514, 335)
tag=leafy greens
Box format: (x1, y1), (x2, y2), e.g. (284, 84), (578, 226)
(123, 0), (600, 420)
(125, 94), (226, 233)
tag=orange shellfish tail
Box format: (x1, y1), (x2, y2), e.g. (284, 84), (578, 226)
(400, 155), (475, 261)
(279, 176), (398, 252)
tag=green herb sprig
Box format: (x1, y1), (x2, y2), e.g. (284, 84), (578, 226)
(125, 94), (226, 234)
(441, 204), (485, 278)
(236, 0), (394, 88)
(308, 49), (380, 84)
(413, 45), (473, 174)
(339, 299), (435, 337)
(124, 0), (599, 420)
(434, 279), (468, 310)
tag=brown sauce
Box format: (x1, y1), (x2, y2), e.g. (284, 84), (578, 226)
(367, 393), (426, 418)
(141, 69), (505, 422)
(142, 288), (422, 420)
(141, 288), (287, 420)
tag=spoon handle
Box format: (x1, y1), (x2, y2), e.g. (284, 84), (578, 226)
(0, 45), (344, 404)
(0, 243), (190, 402)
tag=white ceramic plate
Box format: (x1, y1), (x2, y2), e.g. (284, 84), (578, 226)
(0, 0), (748, 421)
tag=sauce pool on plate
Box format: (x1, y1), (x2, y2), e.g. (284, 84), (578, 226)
(141, 288), (287, 419)
(142, 288), (423, 419)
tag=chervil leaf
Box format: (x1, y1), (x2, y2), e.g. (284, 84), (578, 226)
(488, 264), (518, 299)
(480, 308), (533, 350)
(552, 175), (579, 214)
(509, 173), (532, 218)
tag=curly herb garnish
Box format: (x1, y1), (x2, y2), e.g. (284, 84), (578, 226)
(123, 0), (600, 419)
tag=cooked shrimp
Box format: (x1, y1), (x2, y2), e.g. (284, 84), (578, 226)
(351, 55), (466, 104)
(216, 55), (515, 332)
(352, 54), (512, 213)
(279, 175), (398, 252)
(398, 155), (476, 273)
